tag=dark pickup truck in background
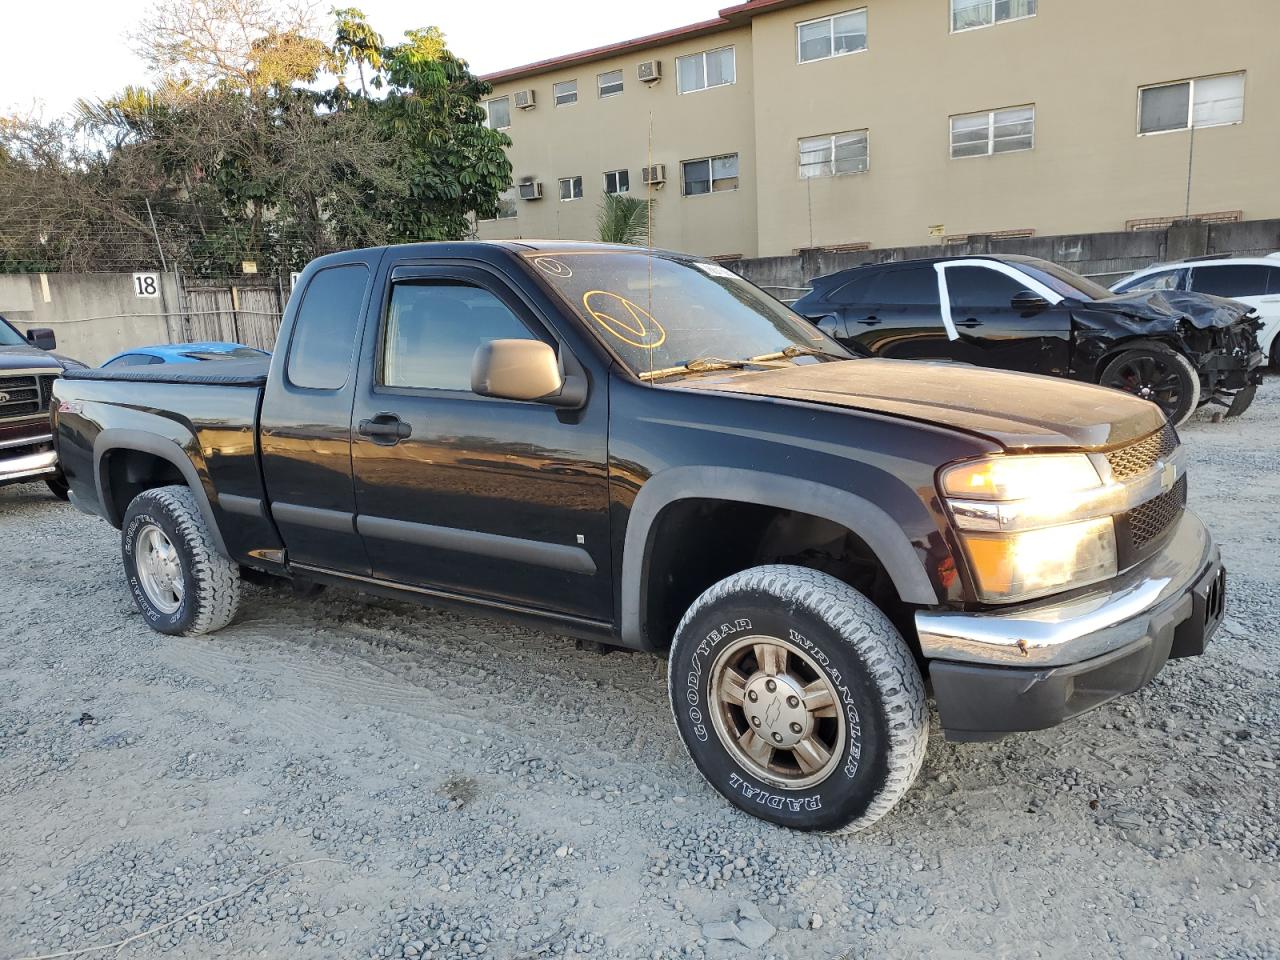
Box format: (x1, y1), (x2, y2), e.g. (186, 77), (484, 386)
(792, 254), (1264, 426)
(1, 315), (84, 498)
(53, 241), (1225, 833)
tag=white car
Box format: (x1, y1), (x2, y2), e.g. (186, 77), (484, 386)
(1112, 253), (1280, 368)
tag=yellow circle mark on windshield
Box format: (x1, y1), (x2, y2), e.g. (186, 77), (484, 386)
(582, 290), (666, 349)
(533, 257), (573, 278)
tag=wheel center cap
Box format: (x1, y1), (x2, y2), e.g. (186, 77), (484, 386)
(743, 673), (810, 748)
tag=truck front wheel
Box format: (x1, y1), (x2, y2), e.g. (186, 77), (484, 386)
(667, 565), (927, 833)
(121, 485), (241, 636)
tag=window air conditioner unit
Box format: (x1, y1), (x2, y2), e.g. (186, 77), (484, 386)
(514, 89), (536, 110)
(638, 59), (662, 84)
(641, 164), (666, 186)
(518, 179), (543, 200)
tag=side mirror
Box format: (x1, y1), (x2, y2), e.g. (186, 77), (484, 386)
(471, 339), (586, 407)
(26, 327), (56, 350)
(1010, 291), (1050, 313)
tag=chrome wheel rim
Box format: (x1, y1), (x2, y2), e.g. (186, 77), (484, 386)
(136, 524), (184, 615)
(709, 634), (846, 790)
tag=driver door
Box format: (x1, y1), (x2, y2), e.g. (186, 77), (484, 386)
(941, 264), (1071, 375)
(349, 263), (612, 621)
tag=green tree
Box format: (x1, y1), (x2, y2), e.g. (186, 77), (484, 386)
(597, 192), (651, 245)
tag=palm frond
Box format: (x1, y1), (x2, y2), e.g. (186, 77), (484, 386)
(596, 191), (650, 245)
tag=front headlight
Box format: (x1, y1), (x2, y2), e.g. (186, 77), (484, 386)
(941, 454), (1119, 603)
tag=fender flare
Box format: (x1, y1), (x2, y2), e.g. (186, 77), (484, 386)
(93, 428), (232, 559)
(620, 466), (940, 648)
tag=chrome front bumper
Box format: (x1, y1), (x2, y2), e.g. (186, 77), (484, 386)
(0, 447), (58, 485)
(916, 511), (1217, 668)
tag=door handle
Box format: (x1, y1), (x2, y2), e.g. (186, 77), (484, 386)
(358, 414), (412, 445)
(954, 318), (984, 328)
(856, 316), (881, 325)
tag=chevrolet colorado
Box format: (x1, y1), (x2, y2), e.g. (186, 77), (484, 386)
(52, 241), (1225, 832)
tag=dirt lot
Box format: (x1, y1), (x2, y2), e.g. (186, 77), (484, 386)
(2, 389), (1278, 960)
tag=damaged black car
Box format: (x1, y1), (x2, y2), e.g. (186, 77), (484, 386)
(792, 254), (1264, 425)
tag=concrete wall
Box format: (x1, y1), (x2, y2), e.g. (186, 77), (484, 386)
(730, 217), (1280, 299)
(0, 272), (180, 366)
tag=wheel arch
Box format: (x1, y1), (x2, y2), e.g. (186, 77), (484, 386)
(93, 429), (231, 559)
(620, 467), (939, 651)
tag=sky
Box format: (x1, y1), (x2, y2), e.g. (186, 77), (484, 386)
(2, 0), (727, 119)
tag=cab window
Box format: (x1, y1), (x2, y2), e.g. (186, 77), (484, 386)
(286, 264), (370, 390)
(382, 281), (537, 392)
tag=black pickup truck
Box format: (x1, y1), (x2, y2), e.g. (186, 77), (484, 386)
(1, 316), (84, 497)
(53, 241), (1225, 833)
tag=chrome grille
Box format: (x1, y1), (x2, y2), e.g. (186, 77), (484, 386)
(1128, 474), (1187, 549)
(1106, 422), (1179, 481)
(0, 373), (46, 419)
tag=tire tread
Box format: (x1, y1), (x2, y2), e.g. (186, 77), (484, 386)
(667, 564), (927, 834)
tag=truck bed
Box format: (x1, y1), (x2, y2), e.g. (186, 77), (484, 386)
(62, 358), (269, 387)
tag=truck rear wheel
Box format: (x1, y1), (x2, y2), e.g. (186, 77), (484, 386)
(121, 485), (240, 636)
(667, 565), (927, 833)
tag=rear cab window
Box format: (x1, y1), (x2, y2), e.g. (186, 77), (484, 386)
(287, 264), (371, 390)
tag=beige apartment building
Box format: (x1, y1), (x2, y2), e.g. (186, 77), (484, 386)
(473, 0), (1280, 260)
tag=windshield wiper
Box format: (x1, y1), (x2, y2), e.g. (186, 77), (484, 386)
(746, 345), (833, 363)
(637, 345), (837, 382)
(638, 356), (754, 381)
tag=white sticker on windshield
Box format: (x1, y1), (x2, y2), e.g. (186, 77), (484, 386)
(694, 261), (739, 280)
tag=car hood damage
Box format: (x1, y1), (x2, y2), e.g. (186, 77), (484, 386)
(673, 358), (1169, 452)
(1071, 291), (1257, 334)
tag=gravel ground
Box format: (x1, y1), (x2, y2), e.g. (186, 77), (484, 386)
(2, 387), (1278, 960)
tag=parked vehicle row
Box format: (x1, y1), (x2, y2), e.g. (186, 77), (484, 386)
(792, 254), (1264, 426)
(51, 240), (1225, 833)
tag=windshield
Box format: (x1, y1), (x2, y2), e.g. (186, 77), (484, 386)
(0, 317), (26, 346)
(522, 250), (849, 378)
(1015, 258), (1114, 301)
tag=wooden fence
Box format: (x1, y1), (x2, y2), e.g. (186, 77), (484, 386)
(170, 279), (288, 352)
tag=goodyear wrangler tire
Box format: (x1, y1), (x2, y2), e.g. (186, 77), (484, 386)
(121, 485), (241, 637)
(668, 565), (927, 833)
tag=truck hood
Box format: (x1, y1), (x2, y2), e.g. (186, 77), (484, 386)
(0, 343), (65, 372)
(673, 358), (1168, 451)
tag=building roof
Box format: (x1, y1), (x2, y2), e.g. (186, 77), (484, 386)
(480, 0), (812, 84)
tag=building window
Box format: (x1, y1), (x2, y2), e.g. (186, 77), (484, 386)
(1138, 73), (1245, 134)
(480, 188), (518, 221)
(485, 97), (510, 130)
(799, 130), (869, 177)
(681, 154), (739, 195)
(553, 80), (578, 106)
(951, 0), (1036, 31)
(598, 69), (624, 98)
(796, 9), (867, 63)
(676, 46), (736, 94)
(603, 169), (630, 194)
(559, 176), (584, 201)
(950, 105), (1034, 158)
